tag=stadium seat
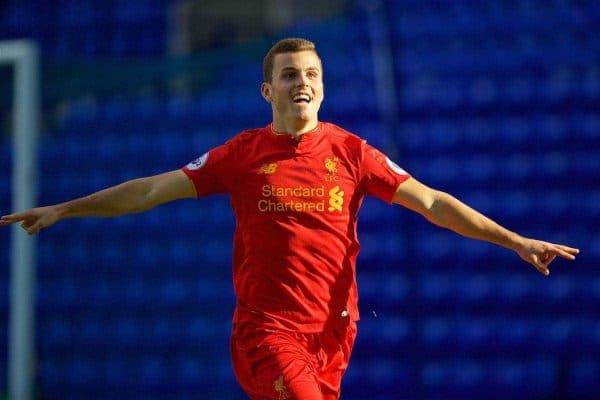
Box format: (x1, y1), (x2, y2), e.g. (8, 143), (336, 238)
(1, 1), (597, 398)
(569, 359), (600, 397)
(494, 317), (534, 349)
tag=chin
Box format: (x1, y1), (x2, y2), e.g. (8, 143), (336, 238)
(295, 110), (317, 121)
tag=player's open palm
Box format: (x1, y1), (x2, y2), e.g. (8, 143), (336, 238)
(0, 206), (61, 235)
(516, 238), (579, 276)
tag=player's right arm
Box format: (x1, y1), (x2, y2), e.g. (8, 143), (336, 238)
(0, 169), (196, 235)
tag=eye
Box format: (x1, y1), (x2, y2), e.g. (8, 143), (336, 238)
(283, 71), (296, 79)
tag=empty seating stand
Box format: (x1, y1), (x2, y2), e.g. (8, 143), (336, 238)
(0, 0), (598, 398)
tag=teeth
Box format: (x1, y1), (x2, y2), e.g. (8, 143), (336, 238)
(293, 94), (311, 102)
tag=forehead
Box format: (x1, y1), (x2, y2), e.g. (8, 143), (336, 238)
(272, 50), (322, 72)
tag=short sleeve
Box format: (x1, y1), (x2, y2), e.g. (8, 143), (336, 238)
(360, 142), (411, 203)
(181, 141), (237, 197)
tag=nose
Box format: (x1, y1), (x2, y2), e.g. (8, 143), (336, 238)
(296, 72), (310, 86)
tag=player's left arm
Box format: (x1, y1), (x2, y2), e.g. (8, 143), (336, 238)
(392, 177), (580, 276)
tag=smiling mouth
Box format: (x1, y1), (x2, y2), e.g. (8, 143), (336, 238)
(292, 93), (311, 104)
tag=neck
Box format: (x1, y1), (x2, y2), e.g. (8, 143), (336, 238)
(271, 117), (319, 139)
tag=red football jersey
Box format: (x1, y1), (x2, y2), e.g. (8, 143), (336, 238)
(182, 122), (410, 332)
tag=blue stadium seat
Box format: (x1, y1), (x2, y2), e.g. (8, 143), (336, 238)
(544, 275), (576, 304)
(78, 317), (104, 345)
(485, 317), (564, 355)
(497, 274), (537, 305)
(467, 76), (497, 107)
(538, 152), (569, 179)
(498, 117), (532, 146)
(422, 317), (452, 348)
(188, 129), (225, 152)
(176, 358), (206, 386)
(325, 85), (373, 120)
(115, 319), (143, 347)
(422, 359), (486, 393)
(536, 115), (569, 143)
(189, 315), (223, 336)
(366, 358), (411, 386)
(462, 155), (495, 184)
(583, 68), (600, 100)
(502, 76), (535, 104)
(418, 273), (452, 304)
(430, 120), (462, 149)
(420, 156), (463, 186)
(538, 318), (577, 352)
(132, 96), (164, 122)
(358, 197), (399, 229)
(158, 278), (191, 306)
(359, 232), (406, 263)
(139, 356), (165, 386)
(115, 0), (160, 23)
(40, 318), (71, 348)
(460, 190), (494, 217)
(462, 118), (495, 148)
(454, 274), (494, 305)
(497, 190), (533, 220)
(569, 359), (600, 397)
(571, 150), (600, 183)
(2, 1), (594, 398)
(581, 191), (600, 222)
(490, 358), (556, 394)
(103, 357), (130, 386)
(501, 153), (535, 183)
(415, 233), (458, 261)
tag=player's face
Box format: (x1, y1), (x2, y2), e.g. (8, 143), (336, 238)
(262, 51), (324, 129)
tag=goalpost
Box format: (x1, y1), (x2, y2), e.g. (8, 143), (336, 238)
(0, 39), (40, 400)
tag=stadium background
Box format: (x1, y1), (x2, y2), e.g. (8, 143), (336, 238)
(0, 0), (598, 399)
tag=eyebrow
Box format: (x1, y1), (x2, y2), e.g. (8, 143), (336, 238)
(279, 66), (320, 73)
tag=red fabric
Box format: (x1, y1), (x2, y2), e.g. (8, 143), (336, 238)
(182, 122), (410, 332)
(230, 318), (357, 400)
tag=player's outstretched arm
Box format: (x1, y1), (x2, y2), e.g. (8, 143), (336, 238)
(0, 169), (196, 235)
(392, 178), (579, 276)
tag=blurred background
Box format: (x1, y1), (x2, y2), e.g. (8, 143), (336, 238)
(0, 0), (599, 399)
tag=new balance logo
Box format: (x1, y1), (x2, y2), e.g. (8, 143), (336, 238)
(259, 163), (278, 174)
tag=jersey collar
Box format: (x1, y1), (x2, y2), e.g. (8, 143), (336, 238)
(268, 122), (322, 142)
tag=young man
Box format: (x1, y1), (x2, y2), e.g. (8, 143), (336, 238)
(1, 38), (579, 399)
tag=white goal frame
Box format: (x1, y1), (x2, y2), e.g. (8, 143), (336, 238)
(0, 39), (39, 400)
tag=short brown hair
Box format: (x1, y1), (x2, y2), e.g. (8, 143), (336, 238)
(262, 38), (319, 83)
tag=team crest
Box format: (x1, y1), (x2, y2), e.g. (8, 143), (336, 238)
(273, 375), (290, 399)
(259, 162), (278, 174)
(325, 157), (339, 174)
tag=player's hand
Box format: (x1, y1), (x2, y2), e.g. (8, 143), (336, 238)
(515, 238), (579, 276)
(0, 206), (61, 235)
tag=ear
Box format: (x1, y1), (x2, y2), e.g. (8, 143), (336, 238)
(261, 82), (272, 103)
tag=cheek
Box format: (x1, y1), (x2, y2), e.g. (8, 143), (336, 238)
(315, 84), (324, 98)
(315, 89), (325, 102)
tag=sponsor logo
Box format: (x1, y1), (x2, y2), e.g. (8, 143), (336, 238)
(259, 162), (278, 174)
(262, 185), (324, 198)
(385, 157), (408, 175)
(186, 152), (209, 170)
(257, 184), (345, 213)
(258, 185), (326, 212)
(328, 185), (344, 212)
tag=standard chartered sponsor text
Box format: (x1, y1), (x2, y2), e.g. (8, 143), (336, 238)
(259, 184), (326, 212)
(262, 184), (325, 198)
